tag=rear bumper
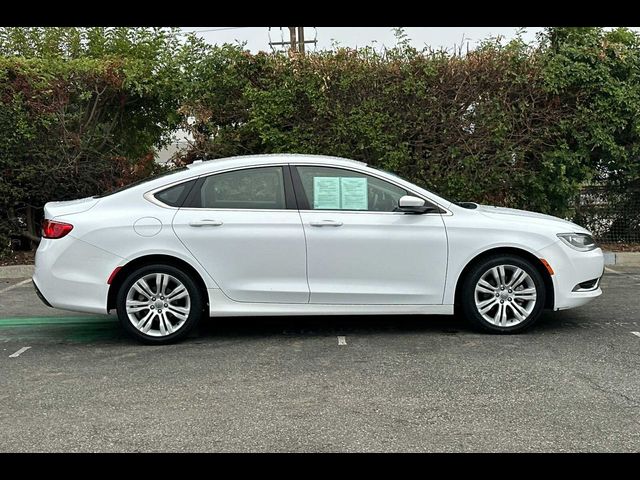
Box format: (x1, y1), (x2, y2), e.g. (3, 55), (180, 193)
(33, 236), (124, 315)
(32, 279), (53, 307)
(537, 241), (604, 310)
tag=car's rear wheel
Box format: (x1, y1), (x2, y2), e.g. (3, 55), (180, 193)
(116, 264), (203, 344)
(460, 254), (546, 333)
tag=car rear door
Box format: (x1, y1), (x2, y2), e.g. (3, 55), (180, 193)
(172, 164), (309, 303)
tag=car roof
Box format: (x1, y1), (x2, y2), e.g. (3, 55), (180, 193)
(185, 154), (367, 173)
(180, 154), (451, 209)
(132, 153), (452, 211)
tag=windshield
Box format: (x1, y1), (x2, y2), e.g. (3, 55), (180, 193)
(94, 167), (187, 198)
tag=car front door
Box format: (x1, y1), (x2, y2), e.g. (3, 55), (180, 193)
(172, 165), (309, 303)
(292, 165), (448, 305)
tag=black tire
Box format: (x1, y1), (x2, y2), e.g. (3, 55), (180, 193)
(116, 264), (203, 344)
(459, 254), (546, 333)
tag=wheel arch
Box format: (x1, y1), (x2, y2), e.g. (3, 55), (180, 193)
(453, 247), (555, 310)
(107, 254), (209, 312)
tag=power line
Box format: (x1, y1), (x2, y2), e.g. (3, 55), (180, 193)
(178, 27), (252, 36)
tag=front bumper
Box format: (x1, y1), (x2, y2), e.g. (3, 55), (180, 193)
(536, 240), (604, 310)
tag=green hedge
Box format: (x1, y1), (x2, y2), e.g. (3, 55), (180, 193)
(178, 29), (640, 218)
(0, 28), (194, 255)
(2, 27), (640, 257)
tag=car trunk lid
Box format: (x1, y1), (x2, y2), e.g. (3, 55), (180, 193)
(44, 197), (100, 219)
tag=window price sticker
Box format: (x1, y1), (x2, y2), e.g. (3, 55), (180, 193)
(313, 176), (368, 210)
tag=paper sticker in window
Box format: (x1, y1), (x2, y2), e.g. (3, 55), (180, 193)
(340, 177), (368, 210)
(313, 177), (341, 209)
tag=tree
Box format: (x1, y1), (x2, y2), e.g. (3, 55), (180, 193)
(0, 27), (200, 254)
(540, 27), (640, 239)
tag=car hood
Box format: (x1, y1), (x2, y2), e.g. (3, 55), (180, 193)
(474, 204), (589, 233)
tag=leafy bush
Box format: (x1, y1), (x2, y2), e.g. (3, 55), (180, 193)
(177, 27), (640, 238)
(0, 28), (197, 255)
(2, 27), (640, 258)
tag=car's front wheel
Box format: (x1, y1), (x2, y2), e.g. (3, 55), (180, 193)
(116, 264), (203, 344)
(460, 254), (546, 333)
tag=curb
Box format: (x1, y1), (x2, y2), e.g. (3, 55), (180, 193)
(603, 251), (616, 266)
(0, 264), (35, 279)
(606, 251), (640, 267)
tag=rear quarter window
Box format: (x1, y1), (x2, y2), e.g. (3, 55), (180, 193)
(153, 179), (197, 207)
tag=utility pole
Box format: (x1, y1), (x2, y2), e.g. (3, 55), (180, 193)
(288, 27), (297, 53)
(297, 26), (305, 54)
(268, 27), (317, 54)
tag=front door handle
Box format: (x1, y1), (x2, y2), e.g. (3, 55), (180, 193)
(309, 220), (343, 227)
(189, 219), (223, 227)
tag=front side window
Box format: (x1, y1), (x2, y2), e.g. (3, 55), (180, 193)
(294, 166), (408, 212)
(190, 166), (286, 210)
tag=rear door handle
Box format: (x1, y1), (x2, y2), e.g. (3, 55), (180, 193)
(189, 219), (223, 227)
(309, 220), (343, 227)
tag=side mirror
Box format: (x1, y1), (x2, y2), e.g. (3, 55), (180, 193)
(398, 195), (438, 214)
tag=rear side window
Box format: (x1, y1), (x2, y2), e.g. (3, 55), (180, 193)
(186, 166), (286, 209)
(153, 179), (196, 207)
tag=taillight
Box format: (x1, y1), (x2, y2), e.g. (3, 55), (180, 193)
(41, 219), (74, 239)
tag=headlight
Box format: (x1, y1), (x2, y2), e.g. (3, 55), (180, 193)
(557, 233), (597, 252)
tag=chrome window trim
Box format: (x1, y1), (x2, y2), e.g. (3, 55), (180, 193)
(144, 161), (452, 216)
(177, 208), (300, 213)
(144, 164), (290, 210)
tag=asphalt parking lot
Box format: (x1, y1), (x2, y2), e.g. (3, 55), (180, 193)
(0, 268), (639, 452)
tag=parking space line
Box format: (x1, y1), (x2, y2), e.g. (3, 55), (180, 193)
(338, 336), (347, 346)
(605, 267), (640, 281)
(0, 279), (31, 295)
(632, 332), (640, 339)
(8, 346), (31, 358)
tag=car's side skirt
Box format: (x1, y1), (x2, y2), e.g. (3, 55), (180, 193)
(207, 289), (454, 317)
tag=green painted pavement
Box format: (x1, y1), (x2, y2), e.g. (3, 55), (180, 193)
(0, 315), (121, 343)
(0, 316), (114, 326)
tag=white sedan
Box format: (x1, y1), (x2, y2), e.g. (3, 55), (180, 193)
(33, 154), (604, 343)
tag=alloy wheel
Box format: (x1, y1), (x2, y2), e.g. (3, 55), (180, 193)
(125, 273), (191, 337)
(473, 264), (537, 327)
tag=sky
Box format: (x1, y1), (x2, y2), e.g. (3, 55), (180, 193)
(182, 27), (546, 53)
